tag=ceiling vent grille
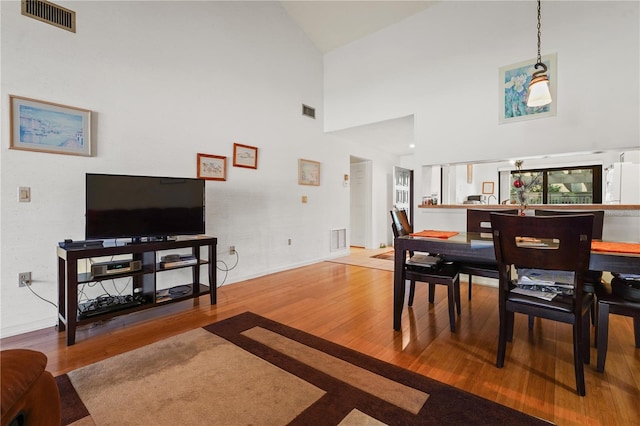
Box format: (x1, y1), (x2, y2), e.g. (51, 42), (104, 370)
(302, 104), (316, 119)
(22, 0), (76, 33)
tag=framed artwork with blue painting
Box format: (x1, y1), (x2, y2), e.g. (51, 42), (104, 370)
(10, 95), (92, 156)
(499, 53), (557, 124)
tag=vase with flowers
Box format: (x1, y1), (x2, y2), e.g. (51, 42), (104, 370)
(512, 160), (542, 215)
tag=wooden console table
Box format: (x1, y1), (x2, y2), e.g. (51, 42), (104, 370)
(57, 236), (217, 345)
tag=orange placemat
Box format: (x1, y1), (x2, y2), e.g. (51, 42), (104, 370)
(591, 241), (640, 254)
(410, 230), (459, 239)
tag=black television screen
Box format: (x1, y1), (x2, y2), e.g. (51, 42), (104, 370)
(86, 173), (205, 240)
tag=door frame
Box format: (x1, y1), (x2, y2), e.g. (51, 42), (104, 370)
(349, 157), (372, 248)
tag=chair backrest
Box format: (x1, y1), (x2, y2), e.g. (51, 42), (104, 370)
(467, 209), (519, 234)
(534, 209), (604, 239)
(490, 213), (594, 298)
(390, 209), (413, 238)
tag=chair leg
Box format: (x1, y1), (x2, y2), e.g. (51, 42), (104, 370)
(496, 310), (508, 368)
(591, 295), (598, 327)
(507, 312), (515, 342)
(468, 275), (473, 300)
(408, 280), (416, 307)
(597, 302), (610, 372)
(594, 302), (599, 348)
(454, 277), (461, 315)
(428, 283), (435, 303)
(447, 282), (456, 332)
(573, 318), (587, 396)
(582, 310), (590, 365)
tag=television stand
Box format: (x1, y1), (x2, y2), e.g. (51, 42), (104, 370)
(57, 236), (217, 345)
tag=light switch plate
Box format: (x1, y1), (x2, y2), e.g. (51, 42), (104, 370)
(18, 187), (31, 202)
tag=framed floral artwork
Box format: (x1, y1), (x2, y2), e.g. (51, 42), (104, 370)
(499, 53), (557, 124)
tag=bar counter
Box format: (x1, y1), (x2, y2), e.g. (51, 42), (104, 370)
(419, 204), (640, 211)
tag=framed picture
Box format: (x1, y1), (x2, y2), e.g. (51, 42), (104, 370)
(233, 143), (258, 169)
(197, 153), (226, 181)
(482, 181), (495, 195)
(499, 53), (557, 124)
(298, 159), (320, 186)
(9, 95), (92, 156)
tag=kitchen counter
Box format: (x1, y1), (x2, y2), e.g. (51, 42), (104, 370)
(419, 204), (640, 211)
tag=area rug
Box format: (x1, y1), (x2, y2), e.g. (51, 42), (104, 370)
(55, 312), (552, 425)
(371, 251), (394, 260)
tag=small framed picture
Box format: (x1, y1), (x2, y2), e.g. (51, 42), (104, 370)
(10, 95), (92, 156)
(298, 159), (320, 186)
(482, 181), (495, 195)
(499, 53), (557, 124)
(197, 153), (227, 181)
(233, 143), (258, 169)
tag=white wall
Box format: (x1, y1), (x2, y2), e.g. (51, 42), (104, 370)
(3, 1), (638, 338)
(0, 1), (378, 337)
(324, 0), (639, 233)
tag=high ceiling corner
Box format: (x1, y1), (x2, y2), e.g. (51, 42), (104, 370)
(280, 1), (435, 53)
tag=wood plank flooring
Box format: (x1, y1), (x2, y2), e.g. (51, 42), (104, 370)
(2, 248), (638, 425)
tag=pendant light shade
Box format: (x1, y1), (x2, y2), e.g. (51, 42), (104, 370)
(527, 63), (552, 107)
(527, 0), (552, 107)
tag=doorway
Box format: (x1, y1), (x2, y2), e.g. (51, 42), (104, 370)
(393, 166), (414, 224)
(350, 157), (372, 248)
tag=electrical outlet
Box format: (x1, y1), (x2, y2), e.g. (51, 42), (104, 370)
(18, 272), (32, 287)
(229, 246), (235, 255)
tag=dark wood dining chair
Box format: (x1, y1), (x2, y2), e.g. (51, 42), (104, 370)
(595, 276), (640, 372)
(534, 209), (605, 328)
(490, 213), (595, 396)
(460, 209), (518, 300)
(390, 209), (461, 332)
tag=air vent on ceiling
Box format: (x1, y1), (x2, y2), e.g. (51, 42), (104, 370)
(22, 0), (76, 33)
(302, 104), (316, 119)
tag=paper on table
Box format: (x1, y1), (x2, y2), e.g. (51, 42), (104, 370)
(407, 254), (442, 267)
(515, 276), (573, 296)
(511, 287), (557, 301)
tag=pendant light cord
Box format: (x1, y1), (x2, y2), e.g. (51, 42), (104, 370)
(536, 0), (542, 64)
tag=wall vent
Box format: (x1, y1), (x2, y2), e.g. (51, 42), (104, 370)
(330, 229), (347, 252)
(22, 0), (76, 33)
(302, 104), (316, 119)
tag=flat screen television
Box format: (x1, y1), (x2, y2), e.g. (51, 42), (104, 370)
(86, 173), (205, 241)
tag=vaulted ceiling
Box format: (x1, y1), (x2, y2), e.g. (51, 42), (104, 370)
(281, 1), (435, 157)
(281, 1), (434, 53)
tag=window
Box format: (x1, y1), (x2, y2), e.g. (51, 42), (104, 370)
(509, 165), (602, 204)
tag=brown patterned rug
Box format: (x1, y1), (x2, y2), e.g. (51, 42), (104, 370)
(371, 251), (394, 260)
(56, 312), (552, 425)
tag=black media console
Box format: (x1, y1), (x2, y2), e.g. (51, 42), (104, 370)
(57, 236), (217, 345)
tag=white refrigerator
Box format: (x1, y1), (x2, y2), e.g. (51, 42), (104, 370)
(605, 162), (640, 204)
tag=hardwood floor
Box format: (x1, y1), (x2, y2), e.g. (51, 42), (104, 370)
(2, 249), (639, 425)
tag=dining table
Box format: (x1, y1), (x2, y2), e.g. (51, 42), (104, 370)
(393, 232), (640, 331)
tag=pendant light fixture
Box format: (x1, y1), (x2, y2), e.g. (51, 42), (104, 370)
(527, 0), (552, 107)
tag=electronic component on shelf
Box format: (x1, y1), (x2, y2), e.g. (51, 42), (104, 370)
(159, 255), (198, 269)
(59, 239), (104, 249)
(161, 254), (181, 262)
(77, 294), (148, 319)
(91, 259), (142, 277)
